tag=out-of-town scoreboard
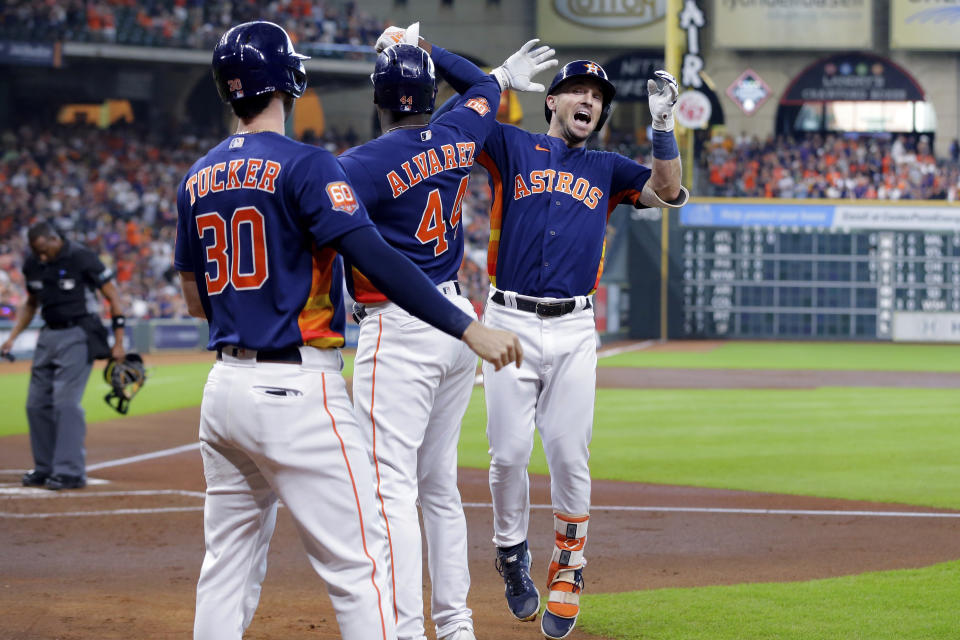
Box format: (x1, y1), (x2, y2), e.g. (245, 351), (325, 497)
(659, 200), (960, 340)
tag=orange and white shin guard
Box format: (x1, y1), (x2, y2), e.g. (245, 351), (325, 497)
(545, 512), (588, 624)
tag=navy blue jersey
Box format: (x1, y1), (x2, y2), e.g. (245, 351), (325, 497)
(174, 132), (374, 350)
(477, 125), (651, 298)
(339, 46), (501, 303)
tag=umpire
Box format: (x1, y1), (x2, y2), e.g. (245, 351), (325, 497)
(1, 222), (127, 490)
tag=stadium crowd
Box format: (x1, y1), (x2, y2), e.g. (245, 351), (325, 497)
(0, 122), (364, 321)
(5, 122), (960, 322)
(0, 0), (384, 54)
(700, 132), (960, 200)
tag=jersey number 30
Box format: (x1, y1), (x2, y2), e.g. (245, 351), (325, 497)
(415, 175), (469, 256)
(196, 207), (268, 295)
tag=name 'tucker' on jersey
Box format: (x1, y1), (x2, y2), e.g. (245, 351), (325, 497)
(174, 131), (374, 351)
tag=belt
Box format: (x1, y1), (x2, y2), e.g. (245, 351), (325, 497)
(216, 345), (302, 364)
(490, 290), (590, 318)
(45, 318), (82, 330)
(353, 281), (461, 323)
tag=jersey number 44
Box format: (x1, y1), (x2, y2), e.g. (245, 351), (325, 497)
(416, 175), (469, 257)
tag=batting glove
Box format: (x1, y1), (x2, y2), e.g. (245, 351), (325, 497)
(375, 22), (421, 53)
(647, 70), (679, 132)
(491, 39), (558, 93)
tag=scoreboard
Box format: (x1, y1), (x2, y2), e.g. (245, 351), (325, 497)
(664, 200), (960, 340)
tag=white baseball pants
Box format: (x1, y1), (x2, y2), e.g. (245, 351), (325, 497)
(193, 346), (396, 640)
(481, 293), (597, 548)
(353, 287), (477, 640)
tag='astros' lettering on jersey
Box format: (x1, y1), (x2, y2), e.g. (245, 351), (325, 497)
(339, 68), (501, 304)
(174, 131), (374, 350)
(477, 125), (652, 298)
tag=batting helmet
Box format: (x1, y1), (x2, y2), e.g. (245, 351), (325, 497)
(212, 21), (309, 103)
(103, 353), (147, 415)
(544, 60), (616, 131)
(372, 43), (437, 114)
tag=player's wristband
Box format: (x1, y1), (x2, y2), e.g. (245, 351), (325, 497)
(111, 315), (126, 331)
(652, 129), (679, 160)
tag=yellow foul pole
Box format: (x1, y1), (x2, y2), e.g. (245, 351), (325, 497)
(661, 0), (683, 341)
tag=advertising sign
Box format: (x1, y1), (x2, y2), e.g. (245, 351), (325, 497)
(726, 69), (771, 115)
(675, 90), (712, 128)
(537, 0), (667, 47)
(0, 40), (60, 67)
(602, 51), (664, 101)
(781, 53), (924, 104)
(714, 0), (873, 49)
(891, 0), (960, 50)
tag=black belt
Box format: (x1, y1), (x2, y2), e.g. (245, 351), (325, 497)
(490, 291), (590, 318)
(353, 281), (461, 323)
(216, 345), (302, 364)
(45, 318), (82, 330)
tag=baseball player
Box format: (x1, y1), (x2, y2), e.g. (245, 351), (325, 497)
(440, 60), (687, 638)
(338, 25), (556, 640)
(175, 21), (521, 640)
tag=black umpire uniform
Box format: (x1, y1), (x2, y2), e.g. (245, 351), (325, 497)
(2, 223), (126, 490)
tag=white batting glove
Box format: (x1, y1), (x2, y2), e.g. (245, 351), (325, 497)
(491, 39), (558, 93)
(375, 22), (421, 53)
(375, 26), (404, 53)
(647, 70), (679, 132)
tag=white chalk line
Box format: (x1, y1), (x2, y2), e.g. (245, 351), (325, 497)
(0, 489), (205, 499)
(4, 499), (959, 521)
(2, 506), (203, 519)
(87, 442), (201, 470)
(597, 339), (657, 358)
(3, 421), (957, 521)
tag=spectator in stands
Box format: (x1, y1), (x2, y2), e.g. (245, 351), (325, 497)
(700, 133), (951, 200)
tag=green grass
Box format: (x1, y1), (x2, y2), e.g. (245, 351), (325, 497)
(459, 386), (960, 509)
(579, 560), (960, 639)
(599, 341), (960, 371)
(0, 355), (356, 437)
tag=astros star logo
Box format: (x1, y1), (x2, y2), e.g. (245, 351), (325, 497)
(584, 62), (601, 76)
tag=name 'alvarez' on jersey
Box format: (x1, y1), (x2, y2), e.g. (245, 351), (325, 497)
(339, 74), (501, 304)
(477, 125), (652, 299)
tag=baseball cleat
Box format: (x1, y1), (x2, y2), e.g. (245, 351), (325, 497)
(540, 567), (584, 639)
(44, 474), (86, 490)
(21, 470), (49, 487)
(495, 540), (541, 621)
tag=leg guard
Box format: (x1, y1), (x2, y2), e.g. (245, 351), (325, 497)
(542, 512), (587, 638)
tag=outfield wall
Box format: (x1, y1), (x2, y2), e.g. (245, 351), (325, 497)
(629, 198), (960, 342)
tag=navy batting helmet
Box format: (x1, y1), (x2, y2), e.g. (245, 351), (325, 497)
(372, 43), (437, 114)
(212, 21), (309, 103)
(544, 60), (616, 131)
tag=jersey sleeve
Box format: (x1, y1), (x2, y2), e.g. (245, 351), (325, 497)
(79, 247), (113, 289)
(430, 46), (502, 144)
(478, 120), (509, 171)
(609, 153), (652, 208)
(338, 151), (380, 215)
(173, 174), (195, 272)
(288, 148), (375, 247)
